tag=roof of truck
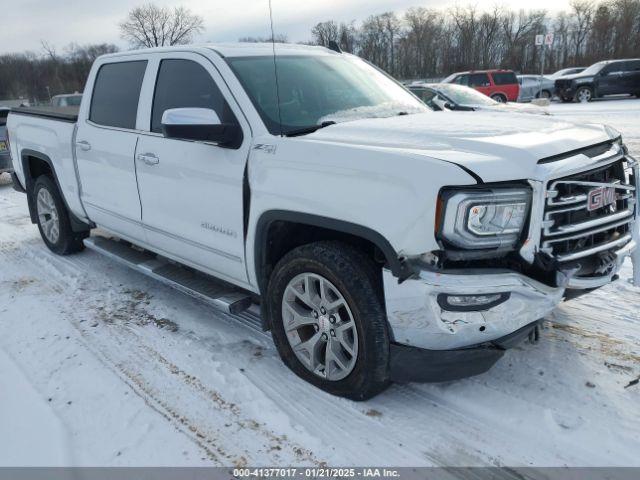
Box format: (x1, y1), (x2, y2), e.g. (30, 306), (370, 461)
(206, 43), (336, 57)
(100, 43), (336, 60)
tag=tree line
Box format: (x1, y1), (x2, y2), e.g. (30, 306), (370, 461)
(310, 0), (640, 80)
(2, 0), (640, 103)
(0, 43), (118, 104)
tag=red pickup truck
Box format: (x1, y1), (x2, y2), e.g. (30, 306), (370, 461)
(442, 69), (520, 103)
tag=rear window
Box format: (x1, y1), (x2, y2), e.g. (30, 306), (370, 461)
(90, 61), (147, 129)
(492, 72), (517, 85)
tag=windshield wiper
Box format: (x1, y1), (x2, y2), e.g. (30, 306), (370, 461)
(284, 121), (336, 137)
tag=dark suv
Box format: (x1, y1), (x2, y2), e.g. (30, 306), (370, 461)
(555, 59), (640, 102)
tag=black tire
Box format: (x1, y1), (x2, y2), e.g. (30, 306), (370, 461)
(491, 93), (507, 103)
(266, 241), (390, 401)
(574, 86), (594, 103)
(33, 175), (87, 255)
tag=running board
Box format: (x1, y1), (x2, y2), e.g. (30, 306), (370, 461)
(84, 236), (253, 315)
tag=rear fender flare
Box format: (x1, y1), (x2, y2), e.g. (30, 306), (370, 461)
(20, 149), (89, 233)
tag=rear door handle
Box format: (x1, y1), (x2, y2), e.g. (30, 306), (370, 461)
(76, 140), (91, 151)
(137, 153), (159, 166)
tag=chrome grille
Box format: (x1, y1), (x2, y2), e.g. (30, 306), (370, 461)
(541, 155), (637, 264)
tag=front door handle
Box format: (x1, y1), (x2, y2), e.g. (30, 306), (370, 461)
(137, 153), (159, 166)
(76, 140), (91, 151)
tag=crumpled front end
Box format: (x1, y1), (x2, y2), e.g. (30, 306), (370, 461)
(384, 139), (639, 383)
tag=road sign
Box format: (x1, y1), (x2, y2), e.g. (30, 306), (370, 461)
(545, 33), (555, 46)
(535, 34), (544, 46)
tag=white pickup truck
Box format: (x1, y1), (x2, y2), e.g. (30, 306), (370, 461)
(7, 44), (639, 400)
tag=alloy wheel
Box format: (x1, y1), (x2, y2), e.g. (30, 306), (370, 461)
(36, 188), (60, 244)
(577, 88), (592, 102)
(281, 272), (358, 381)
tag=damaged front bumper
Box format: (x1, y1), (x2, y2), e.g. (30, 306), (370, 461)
(383, 268), (564, 352)
(383, 235), (637, 383)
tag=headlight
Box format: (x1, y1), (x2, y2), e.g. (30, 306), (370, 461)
(438, 188), (531, 250)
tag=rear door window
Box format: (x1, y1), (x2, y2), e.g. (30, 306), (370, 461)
(492, 72), (517, 85)
(90, 61), (147, 129)
(151, 59), (236, 134)
(469, 73), (490, 87)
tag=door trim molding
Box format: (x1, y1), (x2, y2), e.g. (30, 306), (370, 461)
(85, 201), (243, 264)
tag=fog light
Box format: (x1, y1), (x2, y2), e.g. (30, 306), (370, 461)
(437, 293), (510, 312)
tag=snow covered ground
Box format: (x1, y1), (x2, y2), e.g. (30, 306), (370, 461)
(1, 98), (639, 468)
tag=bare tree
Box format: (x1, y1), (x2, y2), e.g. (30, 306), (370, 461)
(120, 4), (204, 48)
(570, 0), (596, 62)
(311, 21), (340, 47)
(0, 43), (118, 103)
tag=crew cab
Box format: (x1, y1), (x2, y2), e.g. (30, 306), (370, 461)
(6, 44), (639, 400)
(556, 59), (640, 102)
(442, 69), (520, 102)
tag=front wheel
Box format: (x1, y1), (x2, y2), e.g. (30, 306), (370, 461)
(266, 241), (390, 400)
(491, 93), (506, 103)
(574, 86), (593, 103)
(33, 175), (87, 255)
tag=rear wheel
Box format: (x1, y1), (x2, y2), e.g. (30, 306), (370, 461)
(33, 175), (87, 255)
(574, 86), (593, 103)
(491, 93), (507, 103)
(266, 241), (390, 400)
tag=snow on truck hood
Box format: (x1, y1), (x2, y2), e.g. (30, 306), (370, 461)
(307, 112), (611, 182)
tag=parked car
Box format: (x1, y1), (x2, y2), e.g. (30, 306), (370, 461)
(555, 59), (640, 102)
(442, 69), (520, 102)
(547, 67), (586, 80)
(7, 44), (638, 400)
(517, 75), (555, 101)
(51, 93), (83, 108)
(0, 108), (11, 175)
(409, 83), (549, 115)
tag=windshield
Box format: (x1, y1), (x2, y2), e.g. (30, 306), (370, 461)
(581, 62), (607, 76)
(435, 84), (497, 107)
(227, 54), (429, 135)
(441, 73), (458, 84)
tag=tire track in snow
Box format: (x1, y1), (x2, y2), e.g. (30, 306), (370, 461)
(19, 248), (323, 466)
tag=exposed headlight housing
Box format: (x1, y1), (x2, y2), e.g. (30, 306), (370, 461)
(438, 188), (531, 252)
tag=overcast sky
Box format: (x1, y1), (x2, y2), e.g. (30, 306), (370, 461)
(1, 0), (572, 55)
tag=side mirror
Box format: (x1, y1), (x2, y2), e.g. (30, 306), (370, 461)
(161, 108), (242, 148)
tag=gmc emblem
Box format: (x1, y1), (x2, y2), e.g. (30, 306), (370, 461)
(587, 187), (617, 212)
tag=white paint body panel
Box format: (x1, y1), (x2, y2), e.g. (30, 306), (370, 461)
(6, 43), (636, 352)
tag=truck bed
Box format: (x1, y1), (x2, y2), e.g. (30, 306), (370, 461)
(11, 106), (79, 123)
(7, 107), (85, 220)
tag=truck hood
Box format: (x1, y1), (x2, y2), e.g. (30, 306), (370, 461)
(555, 73), (594, 82)
(307, 112), (611, 182)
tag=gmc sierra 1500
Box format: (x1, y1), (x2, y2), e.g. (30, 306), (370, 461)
(6, 44), (639, 400)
